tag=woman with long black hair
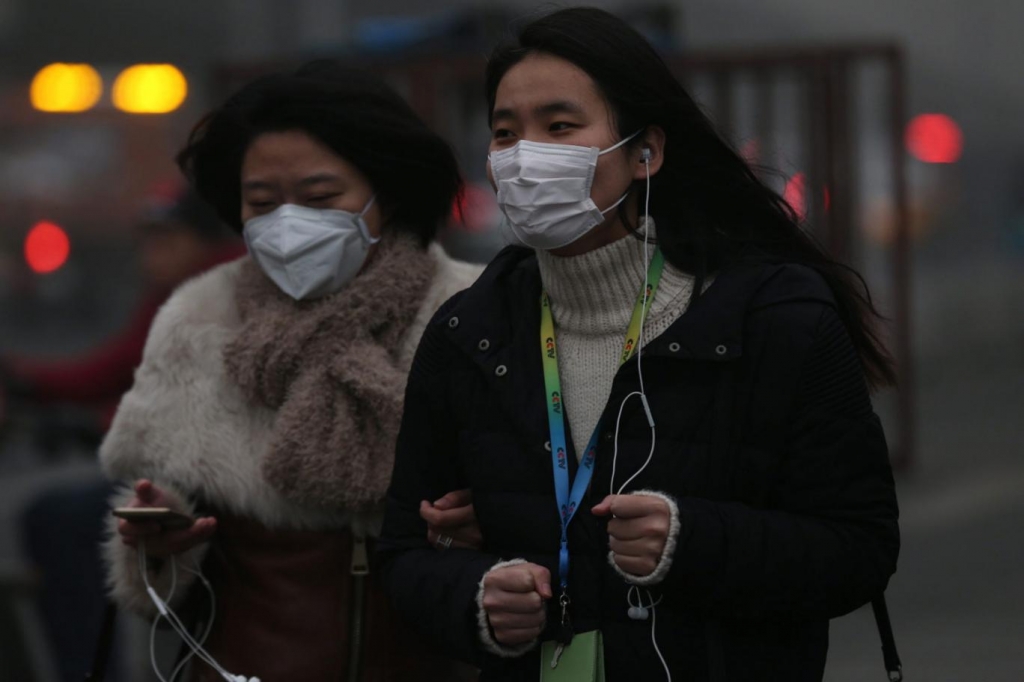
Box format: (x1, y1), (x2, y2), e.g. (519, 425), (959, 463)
(380, 7), (899, 682)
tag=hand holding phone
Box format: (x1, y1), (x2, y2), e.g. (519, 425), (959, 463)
(115, 479), (217, 557)
(112, 507), (195, 530)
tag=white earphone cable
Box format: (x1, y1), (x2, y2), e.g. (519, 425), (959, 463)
(648, 588), (671, 682)
(611, 153), (670, 681)
(139, 541), (246, 682)
(169, 560), (218, 682)
(610, 156), (657, 497)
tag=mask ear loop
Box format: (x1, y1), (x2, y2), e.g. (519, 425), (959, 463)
(597, 129), (645, 156)
(589, 131), (643, 216)
(356, 194), (381, 245)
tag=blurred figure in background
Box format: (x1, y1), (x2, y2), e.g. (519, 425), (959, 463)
(6, 186), (242, 682)
(2, 186), (242, 433)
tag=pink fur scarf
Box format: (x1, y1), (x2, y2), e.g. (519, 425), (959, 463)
(223, 236), (436, 510)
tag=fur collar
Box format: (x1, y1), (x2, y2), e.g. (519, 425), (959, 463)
(99, 244), (482, 530)
(226, 237), (435, 510)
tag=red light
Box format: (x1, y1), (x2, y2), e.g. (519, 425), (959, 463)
(905, 114), (963, 164)
(451, 183), (498, 233)
(25, 221), (71, 274)
(783, 173), (831, 221)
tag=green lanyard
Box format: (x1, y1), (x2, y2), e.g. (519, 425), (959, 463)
(539, 247), (665, 597)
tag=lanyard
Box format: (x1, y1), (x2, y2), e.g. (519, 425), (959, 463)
(540, 248), (665, 592)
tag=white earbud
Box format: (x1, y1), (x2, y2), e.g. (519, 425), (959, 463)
(628, 605), (650, 621)
(640, 147), (652, 162)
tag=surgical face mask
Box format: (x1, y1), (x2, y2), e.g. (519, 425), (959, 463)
(489, 131), (640, 250)
(243, 197), (378, 300)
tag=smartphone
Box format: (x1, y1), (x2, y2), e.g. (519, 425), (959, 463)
(112, 507), (195, 530)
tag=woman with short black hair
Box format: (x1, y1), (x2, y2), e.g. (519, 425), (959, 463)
(102, 61), (481, 681)
(380, 8), (899, 681)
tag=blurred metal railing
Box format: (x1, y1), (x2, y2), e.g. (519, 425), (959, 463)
(670, 45), (913, 472)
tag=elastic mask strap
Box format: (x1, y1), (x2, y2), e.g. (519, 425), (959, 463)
(599, 191), (631, 216)
(598, 129), (644, 156)
(358, 194), (376, 217)
(357, 194), (381, 244)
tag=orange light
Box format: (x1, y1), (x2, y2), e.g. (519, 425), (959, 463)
(30, 63), (103, 113)
(905, 114), (963, 164)
(113, 64), (188, 114)
(25, 222), (71, 274)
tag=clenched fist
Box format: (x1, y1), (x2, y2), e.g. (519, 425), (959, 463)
(481, 562), (551, 646)
(592, 494), (671, 577)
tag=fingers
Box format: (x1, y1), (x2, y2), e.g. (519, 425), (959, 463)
(594, 494), (668, 520)
(419, 500), (476, 528)
(126, 517), (217, 557)
(607, 514), (670, 542)
(610, 553), (657, 577)
(481, 586), (545, 614)
(484, 565), (537, 594)
(118, 519), (162, 539)
(427, 524), (483, 550)
(452, 523), (483, 547)
(152, 522), (216, 556)
(493, 625), (545, 646)
(484, 562), (552, 599)
(133, 480), (155, 505)
(591, 495), (614, 517)
(487, 610), (545, 629)
(524, 563), (553, 600)
(132, 480), (176, 509)
(482, 562), (550, 647)
(609, 536), (663, 560)
(432, 489), (472, 511)
(598, 495), (672, 578)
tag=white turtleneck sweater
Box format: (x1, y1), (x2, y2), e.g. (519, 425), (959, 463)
(475, 230), (695, 658)
(536, 231), (695, 460)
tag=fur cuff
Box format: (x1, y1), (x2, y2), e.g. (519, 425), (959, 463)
(103, 483), (211, 618)
(608, 490), (681, 586)
(475, 559), (541, 658)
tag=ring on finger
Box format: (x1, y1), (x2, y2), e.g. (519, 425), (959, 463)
(435, 533), (454, 550)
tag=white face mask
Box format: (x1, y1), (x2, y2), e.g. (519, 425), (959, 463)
(489, 131), (640, 250)
(243, 197), (378, 301)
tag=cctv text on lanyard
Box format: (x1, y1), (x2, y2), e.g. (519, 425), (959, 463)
(539, 248), (665, 644)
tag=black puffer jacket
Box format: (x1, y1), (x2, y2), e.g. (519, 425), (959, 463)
(378, 246), (899, 682)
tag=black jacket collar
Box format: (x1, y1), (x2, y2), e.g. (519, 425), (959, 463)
(444, 246), (836, 366)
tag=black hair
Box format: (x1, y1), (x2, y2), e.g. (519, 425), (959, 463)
(139, 186), (232, 243)
(177, 59), (462, 248)
(486, 7), (895, 388)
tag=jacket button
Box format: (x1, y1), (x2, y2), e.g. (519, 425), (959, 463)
(495, 365), (508, 377)
(544, 441), (552, 452)
(715, 344), (728, 356)
(448, 316), (460, 329)
(478, 339), (491, 351)
(668, 342), (681, 353)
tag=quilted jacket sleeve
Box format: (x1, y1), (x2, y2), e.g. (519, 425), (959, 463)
(377, 296), (507, 666)
(659, 302), (900, 619)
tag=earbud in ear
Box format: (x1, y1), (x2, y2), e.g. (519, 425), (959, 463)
(640, 147), (652, 162)
(628, 605), (650, 621)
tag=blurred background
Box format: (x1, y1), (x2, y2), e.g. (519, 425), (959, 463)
(0, 1), (1020, 680)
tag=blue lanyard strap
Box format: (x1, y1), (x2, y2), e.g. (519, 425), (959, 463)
(540, 248), (664, 589)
